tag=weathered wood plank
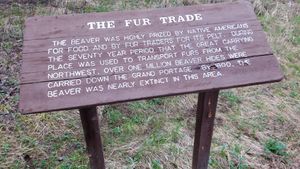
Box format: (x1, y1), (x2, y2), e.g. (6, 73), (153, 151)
(19, 55), (283, 114)
(22, 19), (262, 54)
(23, 1), (255, 41)
(21, 43), (272, 84)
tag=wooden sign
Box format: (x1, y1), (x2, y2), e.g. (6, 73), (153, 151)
(19, 1), (284, 168)
(19, 1), (283, 114)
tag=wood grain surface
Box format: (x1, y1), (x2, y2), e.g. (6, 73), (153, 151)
(19, 1), (283, 114)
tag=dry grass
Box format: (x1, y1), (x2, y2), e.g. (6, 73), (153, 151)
(0, 0), (299, 168)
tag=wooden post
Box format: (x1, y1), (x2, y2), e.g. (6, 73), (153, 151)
(80, 107), (105, 169)
(192, 91), (219, 169)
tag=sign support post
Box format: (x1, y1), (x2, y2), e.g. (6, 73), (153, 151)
(192, 91), (219, 169)
(79, 107), (105, 169)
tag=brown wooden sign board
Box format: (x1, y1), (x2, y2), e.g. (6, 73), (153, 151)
(19, 1), (283, 114)
(19, 1), (283, 169)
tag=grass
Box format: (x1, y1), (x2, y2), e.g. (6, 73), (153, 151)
(264, 138), (288, 157)
(220, 91), (241, 108)
(151, 159), (163, 169)
(210, 143), (251, 169)
(83, 0), (113, 13)
(290, 15), (300, 45)
(0, 0), (299, 168)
